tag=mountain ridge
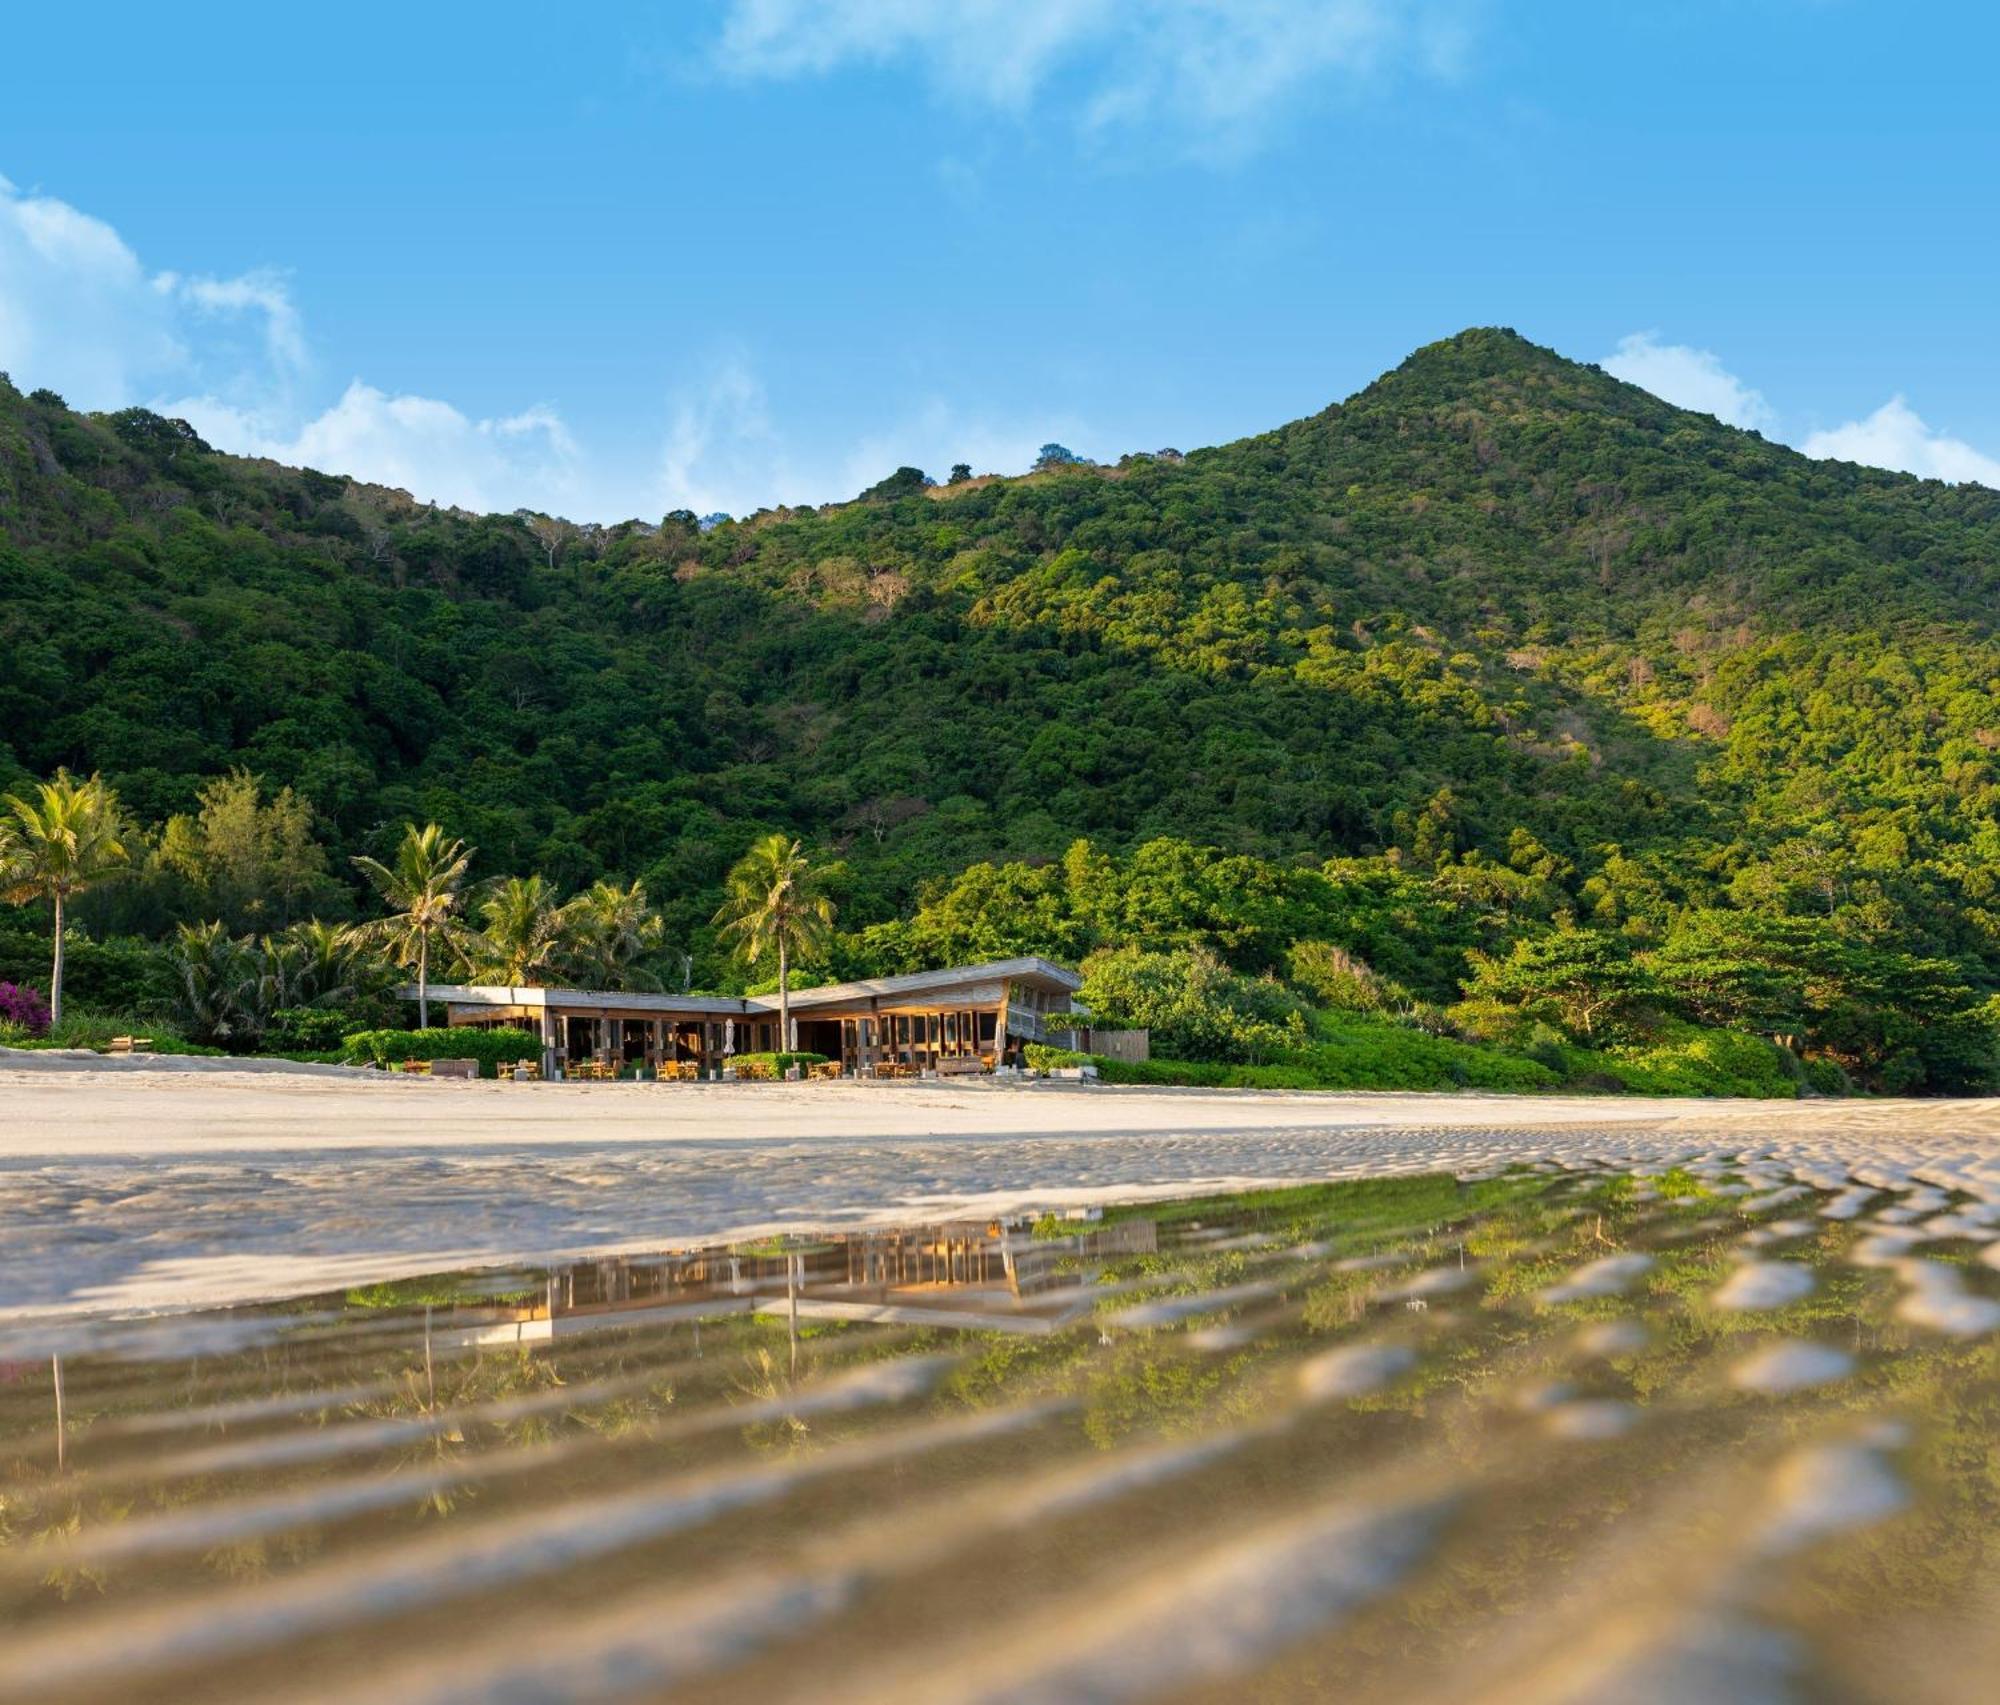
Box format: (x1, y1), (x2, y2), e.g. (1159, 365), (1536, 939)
(3, 328), (1999, 1002)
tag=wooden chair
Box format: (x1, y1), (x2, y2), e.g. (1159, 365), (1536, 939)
(510, 1059), (542, 1081)
(398, 1059), (432, 1076)
(811, 1060), (843, 1081)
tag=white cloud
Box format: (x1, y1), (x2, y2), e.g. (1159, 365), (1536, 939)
(1606, 327), (2000, 490)
(834, 396), (1077, 499)
(1, 169), (587, 515)
(170, 385), (583, 516)
(1602, 331), (1774, 430)
(2, 170), (1066, 523)
(1801, 397), (2000, 489)
(655, 359), (1079, 517)
(169, 269), (310, 381)
(712, 0), (1474, 154)
(658, 359), (786, 516)
(0, 173), (184, 407)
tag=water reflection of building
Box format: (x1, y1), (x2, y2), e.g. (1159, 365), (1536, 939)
(449, 1217), (1159, 1346)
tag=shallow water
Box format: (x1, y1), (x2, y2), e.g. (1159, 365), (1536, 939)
(5, 1163), (2000, 1702)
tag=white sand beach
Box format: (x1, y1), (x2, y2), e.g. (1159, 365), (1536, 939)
(6, 1062), (2000, 1322)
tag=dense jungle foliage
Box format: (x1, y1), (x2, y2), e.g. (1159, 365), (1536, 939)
(5, 328), (2000, 1090)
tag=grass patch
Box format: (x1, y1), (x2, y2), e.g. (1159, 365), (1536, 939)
(0, 1006), (224, 1055)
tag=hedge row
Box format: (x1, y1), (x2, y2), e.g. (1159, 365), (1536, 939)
(726, 1051), (829, 1078)
(341, 1027), (543, 1078)
(1025, 1025), (1558, 1092)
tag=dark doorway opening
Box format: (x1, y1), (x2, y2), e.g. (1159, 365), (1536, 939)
(796, 1019), (843, 1061)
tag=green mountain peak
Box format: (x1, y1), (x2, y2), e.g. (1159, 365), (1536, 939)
(5, 331), (2000, 1085)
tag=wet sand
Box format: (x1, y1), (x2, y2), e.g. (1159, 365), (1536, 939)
(8, 1166), (2000, 1703)
(5, 1067), (2000, 1319)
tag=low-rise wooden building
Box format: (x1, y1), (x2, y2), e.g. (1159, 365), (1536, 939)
(419, 956), (1085, 1079)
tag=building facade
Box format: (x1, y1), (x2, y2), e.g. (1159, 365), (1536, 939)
(417, 956), (1085, 1078)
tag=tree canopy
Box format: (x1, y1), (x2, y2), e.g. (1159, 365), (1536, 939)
(7, 329), (2000, 1087)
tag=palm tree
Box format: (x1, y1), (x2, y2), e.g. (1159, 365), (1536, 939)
(277, 918), (373, 1009)
(562, 878), (665, 991)
(470, 874), (570, 986)
(168, 920), (254, 1044)
(351, 823), (475, 1028)
(712, 835), (836, 1051)
(0, 769), (131, 1026)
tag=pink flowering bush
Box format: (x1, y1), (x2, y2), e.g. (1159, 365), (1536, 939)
(0, 982), (53, 1037)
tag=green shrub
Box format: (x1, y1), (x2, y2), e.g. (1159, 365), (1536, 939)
(1802, 1056), (1852, 1097)
(1285, 941), (1397, 1013)
(341, 1026), (543, 1078)
(1576, 1024), (1798, 1098)
(1079, 945), (1307, 1063)
(266, 1007), (358, 1052)
(727, 1051), (829, 1078)
(1288, 1020), (1559, 1091)
(1876, 1048), (1926, 1096)
(1030, 1022), (1556, 1093)
(0, 925), (169, 1012)
(0, 1006), (223, 1055)
(1095, 1058), (1328, 1090)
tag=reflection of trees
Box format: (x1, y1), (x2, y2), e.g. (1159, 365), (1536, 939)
(22, 1166), (2000, 1697)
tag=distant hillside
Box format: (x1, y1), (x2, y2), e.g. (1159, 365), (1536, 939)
(5, 328), (2000, 985)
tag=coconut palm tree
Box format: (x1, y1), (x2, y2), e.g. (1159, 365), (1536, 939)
(562, 878), (665, 991)
(168, 920), (255, 1044)
(351, 823), (475, 1028)
(469, 874), (570, 986)
(712, 835), (836, 1051)
(276, 918), (374, 1009)
(0, 769), (131, 1026)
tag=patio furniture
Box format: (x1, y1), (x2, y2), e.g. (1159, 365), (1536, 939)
(509, 1060), (542, 1081)
(397, 1059), (432, 1076)
(811, 1061), (843, 1080)
(107, 1036), (154, 1055)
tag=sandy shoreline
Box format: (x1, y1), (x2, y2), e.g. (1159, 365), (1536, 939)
(7, 1069), (2000, 1325)
(14, 1065), (2000, 1152)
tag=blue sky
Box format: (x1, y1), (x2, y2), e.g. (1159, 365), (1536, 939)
(3, 1), (1996, 519)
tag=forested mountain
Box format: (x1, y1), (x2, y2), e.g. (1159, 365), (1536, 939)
(5, 328), (2000, 1086)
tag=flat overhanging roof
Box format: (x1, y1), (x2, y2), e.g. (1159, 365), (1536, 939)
(783, 957), (1082, 1011)
(413, 986), (753, 1016)
(405, 958), (1082, 1017)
